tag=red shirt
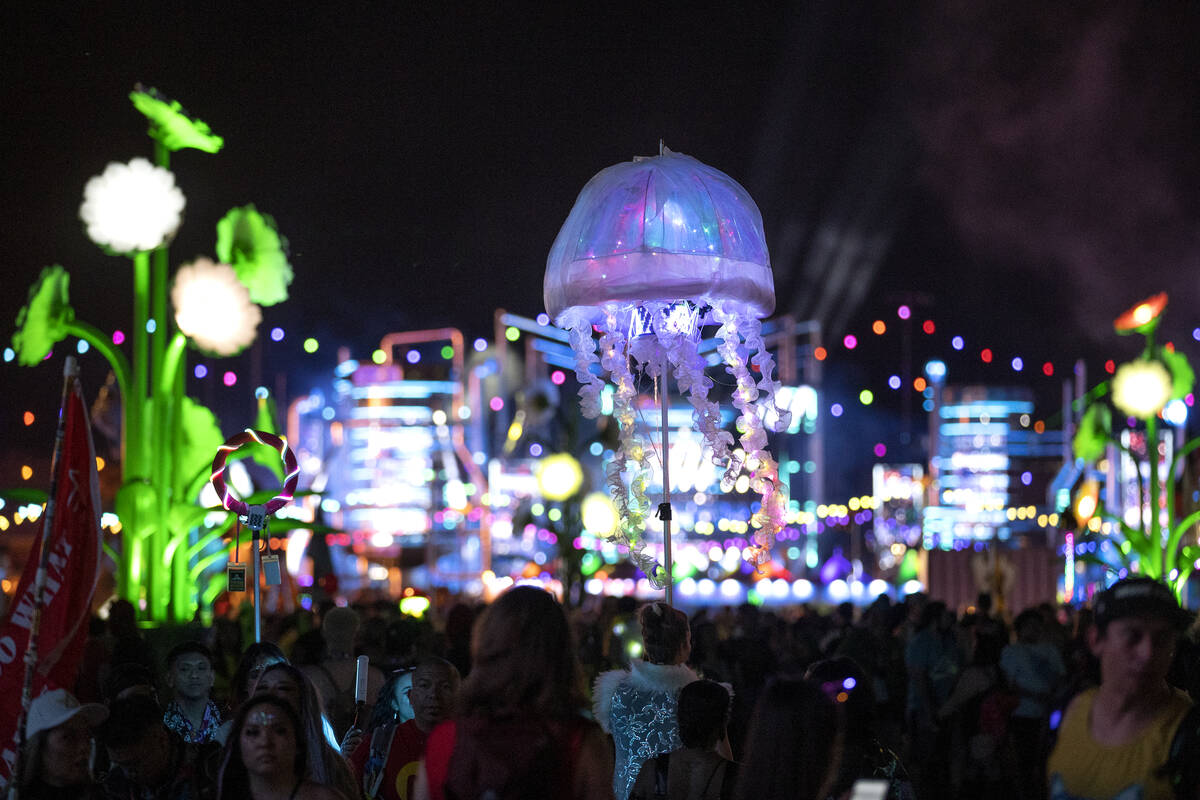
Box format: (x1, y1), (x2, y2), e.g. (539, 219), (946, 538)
(350, 719), (428, 800)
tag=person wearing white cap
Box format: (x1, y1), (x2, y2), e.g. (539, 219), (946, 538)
(13, 687), (108, 799)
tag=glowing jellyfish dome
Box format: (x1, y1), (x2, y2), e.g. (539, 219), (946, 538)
(545, 146), (789, 580)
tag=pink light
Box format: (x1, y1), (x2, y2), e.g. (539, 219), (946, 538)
(550, 370), (566, 386)
(843, 334), (858, 349)
(223, 371), (237, 387)
(112, 330), (126, 345)
(489, 396), (504, 411)
(897, 305), (911, 320)
(873, 443), (887, 458)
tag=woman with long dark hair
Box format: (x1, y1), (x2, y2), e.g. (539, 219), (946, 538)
(415, 585), (612, 800)
(734, 679), (840, 800)
(254, 662), (361, 800)
(217, 693), (344, 800)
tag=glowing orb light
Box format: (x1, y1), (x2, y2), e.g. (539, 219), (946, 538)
(1111, 358), (1172, 420)
(172, 258), (261, 355)
(545, 146), (788, 579)
(582, 492), (619, 538)
(80, 157), (185, 253)
(536, 453), (584, 501)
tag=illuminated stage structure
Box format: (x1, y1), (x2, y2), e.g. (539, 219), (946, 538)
(923, 386), (1065, 550)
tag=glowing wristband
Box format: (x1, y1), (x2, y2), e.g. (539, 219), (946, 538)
(210, 429), (299, 518)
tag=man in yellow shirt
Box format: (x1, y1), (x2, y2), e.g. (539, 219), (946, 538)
(1047, 577), (1195, 800)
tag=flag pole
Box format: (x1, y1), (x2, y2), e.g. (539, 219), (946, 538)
(8, 357), (78, 800)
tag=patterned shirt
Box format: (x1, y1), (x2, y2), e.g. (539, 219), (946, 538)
(163, 699), (223, 744)
(595, 661), (698, 800)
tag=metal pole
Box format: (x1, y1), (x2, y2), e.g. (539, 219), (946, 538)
(252, 529), (262, 643)
(660, 369), (673, 608)
(9, 357), (77, 800)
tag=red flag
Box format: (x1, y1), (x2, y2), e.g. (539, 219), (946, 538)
(0, 376), (101, 786)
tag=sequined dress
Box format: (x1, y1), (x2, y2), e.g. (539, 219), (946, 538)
(594, 660), (699, 800)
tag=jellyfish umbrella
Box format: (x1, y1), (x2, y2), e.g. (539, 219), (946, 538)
(545, 146), (790, 602)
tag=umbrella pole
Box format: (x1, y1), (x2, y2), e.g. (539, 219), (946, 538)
(659, 368), (673, 608)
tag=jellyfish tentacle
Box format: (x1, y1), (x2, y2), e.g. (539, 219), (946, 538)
(656, 322), (732, 464)
(599, 307), (665, 586)
(560, 308), (605, 419)
(713, 303), (787, 564)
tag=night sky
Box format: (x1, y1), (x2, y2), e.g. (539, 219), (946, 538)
(3, 3), (1198, 492)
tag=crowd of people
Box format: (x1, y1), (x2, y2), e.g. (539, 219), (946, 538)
(11, 575), (1200, 799)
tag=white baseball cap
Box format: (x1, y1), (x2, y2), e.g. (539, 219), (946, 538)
(25, 688), (108, 740)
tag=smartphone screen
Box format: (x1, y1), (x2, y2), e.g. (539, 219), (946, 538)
(849, 779), (888, 800)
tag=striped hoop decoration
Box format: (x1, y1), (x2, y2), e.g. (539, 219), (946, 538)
(210, 429), (299, 517)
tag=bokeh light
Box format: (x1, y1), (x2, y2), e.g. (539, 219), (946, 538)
(23, 412), (34, 426)
(980, 348), (993, 363)
(873, 443), (886, 458)
(897, 305), (911, 320)
(303, 337), (319, 353)
(859, 390), (873, 405)
(194, 364), (208, 379)
(550, 370), (566, 385)
(888, 375), (901, 390)
(270, 327), (285, 341)
(489, 397), (504, 411)
(831, 403), (844, 417)
(813, 346), (827, 361)
(1042, 362), (1054, 376)
(406, 349), (420, 364)
(372, 349), (387, 365)
(112, 330), (126, 345)
(872, 320), (886, 335)
(505, 326), (520, 342)
(951, 335), (963, 350)
(922, 319), (935, 334)
(222, 371), (237, 387)
(843, 334), (857, 349)
(473, 338), (488, 352)
(1011, 357), (1024, 371)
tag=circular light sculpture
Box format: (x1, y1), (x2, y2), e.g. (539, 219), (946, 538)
(210, 429), (299, 517)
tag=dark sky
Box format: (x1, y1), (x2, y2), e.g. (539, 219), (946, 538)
(3, 3), (1199, 483)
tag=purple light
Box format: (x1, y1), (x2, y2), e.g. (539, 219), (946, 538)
(888, 375), (901, 390)
(897, 305), (911, 320)
(843, 334), (858, 349)
(1021, 471), (1033, 486)
(270, 327), (285, 341)
(406, 349), (420, 364)
(873, 443), (887, 458)
(550, 370), (566, 385)
(223, 371), (237, 387)
(473, 338), (488, 352)
(951, 336), (964, 350)
(112, 330), (125, 345)
(194, 364), (208, 379)
(489, 396), (504, 411)
(529, 443), (543, 457)
(843, 677), (857, 690)
(1011, 357), (1024, 371)
(831, 403), (844, 417)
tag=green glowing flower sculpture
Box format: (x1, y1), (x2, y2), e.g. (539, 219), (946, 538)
(215, 205), (293, 306)
(12, 265), (74, 366)
(130, 86), (224, 154)
(1072, 403), (1111, 462)
(80, 158), (185, 254)
(1112, 358), (1173, 420)
(172, 258), (261, 356)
